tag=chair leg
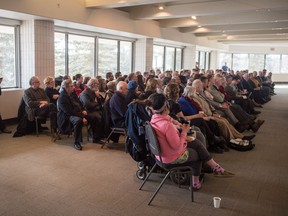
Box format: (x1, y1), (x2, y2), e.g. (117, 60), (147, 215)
(148, 171), (171, 205)
(190, 173), (194, 202)
(139, 163), (158, 190)
(101, 129), (114, 148)
(35, 117), (39, 137)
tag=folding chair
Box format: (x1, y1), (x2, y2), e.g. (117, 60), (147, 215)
(35, 116), (51, 137)
(139, 121), (194, 205)
(101, 127), (127, 148)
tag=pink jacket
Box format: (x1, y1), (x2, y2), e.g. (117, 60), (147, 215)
(150, 114), (187, 164)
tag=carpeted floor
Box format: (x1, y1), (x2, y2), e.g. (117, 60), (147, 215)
(0, 85), (287, 216)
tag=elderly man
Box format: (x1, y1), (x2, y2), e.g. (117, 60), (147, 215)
(23, 76), (57, 135)
(57, 79), (88, 151)
(110, 81), (128, 128)
(79, 78), (105, 143)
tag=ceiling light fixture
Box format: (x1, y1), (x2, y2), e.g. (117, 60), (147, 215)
(158, 5), (164, 10)
(198, 25), (202, 28)
(191, 16), (197, 20)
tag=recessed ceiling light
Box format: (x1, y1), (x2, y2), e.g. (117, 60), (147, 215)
(198, 25), (202, 28)
(158, 6), (164, 10)
(191, 16), (197, 20)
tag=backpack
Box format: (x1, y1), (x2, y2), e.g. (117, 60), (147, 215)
(125, 100), (151, 162)
(228, 139), (255, 152)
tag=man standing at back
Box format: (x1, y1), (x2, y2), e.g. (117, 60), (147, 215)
(222, 62), (228, 72)
(23, 76), (57, 135)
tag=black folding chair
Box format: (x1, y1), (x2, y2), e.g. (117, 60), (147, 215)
(139, 121), (194, 205)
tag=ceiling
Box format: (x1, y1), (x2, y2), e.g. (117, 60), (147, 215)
(85, 0), (288, 46)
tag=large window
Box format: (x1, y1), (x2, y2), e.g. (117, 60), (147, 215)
(153, 45), (164, 72)
(0, 25), (18, 88)
(249, 54), (265, 72)
(54, 31), (134, 78)
(98, 38), (118, 78)
(218, 53), (232, 70)
(153, 45), (183, 71)
(54, 32), (66, 77)
(281, 55), (288, 73)
(68, 34), (95, 77)
(120, 41), (132, 74)
(265, 54), (281, 73)
(165, 47), (175, 71)
(175, 48), (182, 71)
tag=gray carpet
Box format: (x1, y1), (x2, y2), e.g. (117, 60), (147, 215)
(0, 85), (287, 216)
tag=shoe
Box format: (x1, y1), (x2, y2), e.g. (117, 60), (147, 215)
(214, 135), (226, 144)
(256, 119), (265, 126)
(208, 146), (224, 154)
(212, 164), (235, 178)
(243, 134), (256, 140)
(252, 110), (261, 115)
(74, 143), (82, 151)
(193, 181), (202, 190)
(249, 115), (257, 121)
(2, 128), (12, 134)
(217, 142), (230, 152)
(235, 123), (249, 133)
(93, 139), (106, 144)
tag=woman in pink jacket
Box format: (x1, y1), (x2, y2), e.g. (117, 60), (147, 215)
(149, 93), (234, 190)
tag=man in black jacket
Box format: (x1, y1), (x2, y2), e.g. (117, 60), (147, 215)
(57, 79), (87, 150)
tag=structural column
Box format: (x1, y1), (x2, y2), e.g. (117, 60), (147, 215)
(20, 20), (55, 88)
(182, 45), (196, 70)
(134, 38), (153, 72)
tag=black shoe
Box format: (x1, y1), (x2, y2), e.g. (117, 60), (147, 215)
(235, 123), (249, 133)
(242, 134), (256, 140)
(208, 146), (224, 154)
(74, 143), (82, 151)
(256, 119), (265, 126)
(252, 110), (261, 115)
(217, 142), (230, 152)
(249, 115), (257, 121)
(2, 128), (12, 134)
(93, 139), (106, 144)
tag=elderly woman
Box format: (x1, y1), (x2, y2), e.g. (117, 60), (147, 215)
(44, 76), (59, 105)
(149, 93), (234, 190)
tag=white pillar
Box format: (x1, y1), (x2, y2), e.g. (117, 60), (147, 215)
(21, 20), (55, 88)
(183, 45), (196, 70)
(134, 38), (153, 72)
(210, 50), (219, 70)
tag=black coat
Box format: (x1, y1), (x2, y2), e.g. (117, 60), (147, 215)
(57, 90), (84, 134)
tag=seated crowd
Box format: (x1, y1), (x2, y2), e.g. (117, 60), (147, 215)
(9, 68), (276, 189)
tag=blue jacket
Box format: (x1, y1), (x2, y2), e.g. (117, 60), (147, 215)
(178, 96), (198, 116)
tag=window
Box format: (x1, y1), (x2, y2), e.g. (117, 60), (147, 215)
(0, 25), (17, 88)
(232, 54), (248, 71)
(265, 54), (280, 73)
(219, 53), (232, 70)
(198, 51), (206, 70)
(98, 38), (118, 78)
(165, 47), (175, 71)
(54, 32), (66, 77)
(281, 55), (288, 73)
(68, 34), (95, 78)
(175, 48), (182, 71)
(249, 54), (265, 72)
(153, 45), (164, 71)
(120, 41), (132, 74)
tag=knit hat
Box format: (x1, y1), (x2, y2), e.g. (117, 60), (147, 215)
(128, 80), (138, 90)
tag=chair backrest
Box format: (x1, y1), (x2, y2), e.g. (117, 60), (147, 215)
(144, 121), (163, 164)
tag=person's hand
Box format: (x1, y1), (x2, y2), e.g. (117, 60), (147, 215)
(83, 118), (87, 124)
(221, 102), (229, 109)
(198, 111), (206, 118)
(82, 110), (87, 115)
(52, 94), (59, 100)
(203, 116), (210, 121)
(39, 101), (48, 107)
(182, 123), (190, 133)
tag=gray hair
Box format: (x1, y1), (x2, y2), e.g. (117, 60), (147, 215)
(182, 86), (196, 98)
(192, 79), (202, 88)
(60, 79), (72, 93)
(87, 78), (98, 88)
(116, 81), (127, 91)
